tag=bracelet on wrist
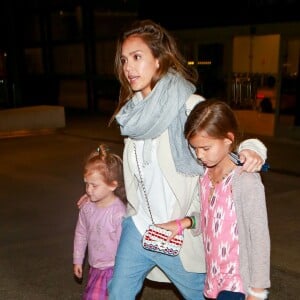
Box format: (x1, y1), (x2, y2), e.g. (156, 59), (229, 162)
(186, 216), (196, 229)
(176, 219), (183, 235)
(248, 288), (269, 299)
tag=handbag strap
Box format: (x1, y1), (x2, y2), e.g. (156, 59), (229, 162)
(133, 142), (155, 225)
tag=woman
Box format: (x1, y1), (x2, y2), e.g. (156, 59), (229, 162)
(79, 19), (267, 300)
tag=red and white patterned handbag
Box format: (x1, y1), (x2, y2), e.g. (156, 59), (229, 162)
(134, 143), (184, 257)
(142, 225), (183, 256)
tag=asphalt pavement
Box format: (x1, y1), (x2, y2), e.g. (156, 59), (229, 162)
(0, 110), (299, 299)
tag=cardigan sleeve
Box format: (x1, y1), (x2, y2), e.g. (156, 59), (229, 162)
(238, 138), (267, 162)
(236, 172), (271, 289)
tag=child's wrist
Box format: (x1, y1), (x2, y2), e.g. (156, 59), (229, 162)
(248, 288), (269, 299)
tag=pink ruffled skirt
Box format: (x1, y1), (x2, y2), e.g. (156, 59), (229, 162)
(83, 266), (113, 300)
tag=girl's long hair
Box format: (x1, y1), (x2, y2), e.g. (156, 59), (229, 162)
(184, 100), (241, 152)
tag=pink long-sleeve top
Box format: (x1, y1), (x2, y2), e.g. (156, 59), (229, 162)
(73, 197), (126, 269)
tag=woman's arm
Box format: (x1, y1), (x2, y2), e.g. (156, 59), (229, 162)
(76, 193), (89, 209)
(238, 138), (267, 172)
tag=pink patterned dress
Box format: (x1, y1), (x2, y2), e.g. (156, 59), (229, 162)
(200, 168), (245, 299)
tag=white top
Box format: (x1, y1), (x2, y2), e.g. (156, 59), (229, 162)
(131, 139), (176, 234)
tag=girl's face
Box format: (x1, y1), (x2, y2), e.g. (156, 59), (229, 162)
(121, 36), (160, 98)
(84, 171), (117, 206)
(189, 130), (233, 168)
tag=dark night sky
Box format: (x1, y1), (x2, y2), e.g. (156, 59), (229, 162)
(0, 0), (299, 36)
(139, 0), (300, 30)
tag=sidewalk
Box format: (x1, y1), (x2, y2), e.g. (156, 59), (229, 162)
(0, 111), (299, 299)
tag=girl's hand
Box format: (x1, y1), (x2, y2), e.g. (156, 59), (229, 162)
(247, 288), (268, 300)
(77, 194), (89, 209)
(238, 149), (264, 172)
(73, 264), (83, 278)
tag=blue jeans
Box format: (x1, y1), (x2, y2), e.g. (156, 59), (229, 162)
(108, 217), (205, 300)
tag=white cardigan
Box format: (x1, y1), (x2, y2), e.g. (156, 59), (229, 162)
(123, 131), (206, 282)
(123, 94), (206, 282)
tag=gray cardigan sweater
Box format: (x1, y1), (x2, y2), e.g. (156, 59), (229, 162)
(196, 166), (271, 294)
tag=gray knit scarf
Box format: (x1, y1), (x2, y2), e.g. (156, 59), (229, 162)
(115, 71), (204, 176)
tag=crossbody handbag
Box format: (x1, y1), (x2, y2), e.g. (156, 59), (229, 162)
(133, 143), (184, 256)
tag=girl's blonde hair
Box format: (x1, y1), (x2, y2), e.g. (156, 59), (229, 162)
(84, 144), (126, 203)
(184, 100), (241, 152)
(110, 19), (198, 124)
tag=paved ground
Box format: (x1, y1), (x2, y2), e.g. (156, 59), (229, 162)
(0, 111), (299, 299)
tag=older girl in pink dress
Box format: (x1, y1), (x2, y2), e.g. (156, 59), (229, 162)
(159, 100), (270, 300)
(185, 100), (271, 300)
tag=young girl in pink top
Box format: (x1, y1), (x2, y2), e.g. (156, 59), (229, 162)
(185, 100), (270, 300)
(73, 144), (126, 300)
(159, 100), (270, 300)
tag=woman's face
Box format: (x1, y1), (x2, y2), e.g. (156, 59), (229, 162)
(121, 36), (160, 98)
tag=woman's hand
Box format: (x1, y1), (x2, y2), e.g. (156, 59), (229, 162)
(157, 217), (191, 241)
(156, 220), (179, 241)
(77, 194), (89, 209)
(238, 149), (264, 172)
